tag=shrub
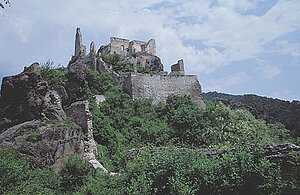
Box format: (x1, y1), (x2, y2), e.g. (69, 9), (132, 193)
(74, 170), (127, 195)
(86, 69), (117, 95)
(125, 146), (284, 194)
(59, 155), (94, 192)
(40, 60), (67, 91)
(25, 132), (42, 142)
(0, 147), (60, 194)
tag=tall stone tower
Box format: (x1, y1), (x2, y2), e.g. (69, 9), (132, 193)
(74, 28), (86, 56)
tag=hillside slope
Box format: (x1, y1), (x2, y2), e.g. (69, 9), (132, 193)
(203, 91), (300, 137)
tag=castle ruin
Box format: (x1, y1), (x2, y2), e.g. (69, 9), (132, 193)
(70, 28), (206, 109)
(99, 37), (156, 56)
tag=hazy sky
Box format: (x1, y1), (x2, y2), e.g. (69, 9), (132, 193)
(0, 0), (299, 101)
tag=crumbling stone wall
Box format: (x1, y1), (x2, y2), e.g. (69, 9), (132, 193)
(74, 28), (86, 57)
(124, 73), (206, 108)
(143, 39), (156, 56)
(101, 37), (156, 56)
(171, 59), (185, 75)
(129, 40), (146, 54)
(108, 37), (130, 56)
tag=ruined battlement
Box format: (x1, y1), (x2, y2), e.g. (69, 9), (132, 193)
(100, 37), (156, 56)
(70, 28), (205, 108)
(124, 73), (206, 109)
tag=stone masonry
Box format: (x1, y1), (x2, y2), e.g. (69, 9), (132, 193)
(124, 73), (206, 109)
(69, 28), (206, 109)
(100, 37), (156, 56)
(171, 59), (185, 75)
(75, 28), (86, 57)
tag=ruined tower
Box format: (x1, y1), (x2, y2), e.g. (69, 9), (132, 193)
(74, 28), (86, 56)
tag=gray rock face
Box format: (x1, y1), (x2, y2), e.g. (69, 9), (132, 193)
(94, 95), (106, 105)
(127, 53), (164, 72)
(66, 101), (107, 171)
(75, 27), (86, 57)
(89, 41), (97, 71)
(263, 143), (300, 159)
(0, 100), (108, 172)
(43, 90), (66, 121)
(0, 63), (65, 130)
(65, 55), (87, 103)
(0, 120), (83, 170)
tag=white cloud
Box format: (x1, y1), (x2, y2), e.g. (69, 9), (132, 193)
(4, 15), (32, 42)
(0, 0), (299, 82)
(205, 72), (252, 91)
(258, 63), (281, 80)
(272, 40), (300, 65)
(256, 58), (281, 79)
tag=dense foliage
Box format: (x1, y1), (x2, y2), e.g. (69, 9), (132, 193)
(0, 147), (60, 194)
(203, 91), (300, 137)
(59, 156), (94, 192)
(101, 53), (133, 73)
(1, 68), (299, 194)
(83, 71), (291, 172)
(40, 60), (67, 91)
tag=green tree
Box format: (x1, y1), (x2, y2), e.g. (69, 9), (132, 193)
(40, 60), (67, 91)
(59, 155), (94, 192)
(0, 0), (10, 9)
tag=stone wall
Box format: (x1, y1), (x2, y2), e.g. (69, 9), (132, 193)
(109, 37), (130, 56)
(171, 59), (185, 75)
(102, 37), (156, 56)
(129, 40), (146, 54)
(124, 73), (206, 108)
(143, 39), (156, 56)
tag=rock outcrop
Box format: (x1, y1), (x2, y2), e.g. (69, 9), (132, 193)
(65, 55), (88, 104)
(65, 101), (107, 171)
(0, 63), (66, 130)
(0, 62), (107, 172)
(0, 120), (83, 170)
(75, 27), (86, 57)
(0, 101), (108, 172)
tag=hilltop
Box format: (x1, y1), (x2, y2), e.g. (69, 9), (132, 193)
(0, 28), (299, 194)
(203, 91), (300, 137)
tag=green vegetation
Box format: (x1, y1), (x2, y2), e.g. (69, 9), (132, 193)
(203, 92), (300, 138)
(101, 53), (133, 73)
(59, 156), (94, 192)
(1, 69), (299, 194)
(39, 117), (80, 130)
(0, 147), (60, 194)
(136, 66), (158, 74)
(25, 132), (42, 142)
(40, 60), (67, 91)
(124, 148), (284, 194)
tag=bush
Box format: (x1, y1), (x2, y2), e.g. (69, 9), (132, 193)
(59, 155), (94, 192)
(125, 146), (284, 194)
(0, 147), (60, 194)
(86, 69), (117, 95)
(74, 170), (127, 195)
(40, 60), (67, 91)
(25, 132), (42, 142)
(164, 96), (291, 147)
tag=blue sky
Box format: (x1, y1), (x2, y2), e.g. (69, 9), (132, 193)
(0, 0), (299, 101)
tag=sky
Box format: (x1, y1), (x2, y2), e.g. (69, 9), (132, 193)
(0, 0), (299, 101)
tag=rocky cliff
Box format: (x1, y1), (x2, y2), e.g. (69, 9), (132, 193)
(0, 63), (106, 172)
